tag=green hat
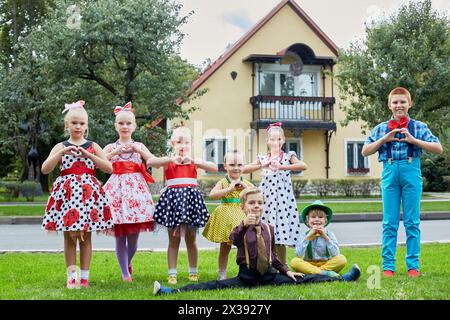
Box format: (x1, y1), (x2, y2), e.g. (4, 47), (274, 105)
(300, 200), (332, 227)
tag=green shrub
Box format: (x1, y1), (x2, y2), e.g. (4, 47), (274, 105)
(292, 179), (308, 197)
(336, 179), (356, 197)
(310, 179), (337, 197)
(20, 181), (42, 201)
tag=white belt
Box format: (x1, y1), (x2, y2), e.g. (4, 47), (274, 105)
(165, 178), (198, 187)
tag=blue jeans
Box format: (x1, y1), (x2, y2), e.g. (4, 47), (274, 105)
(381, 158), (422, 272)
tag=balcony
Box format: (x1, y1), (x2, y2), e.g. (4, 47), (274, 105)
(249, 95), (336, 131)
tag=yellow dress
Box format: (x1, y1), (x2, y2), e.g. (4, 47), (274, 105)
(202, 177), (251, 244)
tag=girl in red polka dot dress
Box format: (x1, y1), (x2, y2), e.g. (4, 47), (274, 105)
(41, 101), (113, 289)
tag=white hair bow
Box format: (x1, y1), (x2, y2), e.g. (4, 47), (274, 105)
(62, 100), (85, 113)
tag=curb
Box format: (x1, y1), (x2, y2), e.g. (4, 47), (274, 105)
(1, 212), (450, 225)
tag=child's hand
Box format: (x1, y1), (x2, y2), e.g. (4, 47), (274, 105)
(230, 181), (245, 190)
(115, 145), (134, 155)
(316, 227), (330, 241)
(306, 228), (318, 240)
(171, 155), (184, 165)
(382, 129), (402, 143)
(244, 213), (256, 226)
(269, 159), (280, 172)
(399, 128), (417, 144)
(286, 271), (304, 281)
(182, 156), (193, 164)
(77, 146), (93, 159)
(62, 146), (81, 157)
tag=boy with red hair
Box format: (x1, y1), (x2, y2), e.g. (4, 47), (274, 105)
(362, 87), (443, 277)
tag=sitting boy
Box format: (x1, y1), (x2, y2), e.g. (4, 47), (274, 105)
(291, 200), (352, 277)
(153, 188), (360, 295)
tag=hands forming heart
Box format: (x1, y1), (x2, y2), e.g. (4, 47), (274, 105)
(172, 155), (192, 165)
(63, 146), (82, 157)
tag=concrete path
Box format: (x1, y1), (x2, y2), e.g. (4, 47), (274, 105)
(1, 220), (449, 252)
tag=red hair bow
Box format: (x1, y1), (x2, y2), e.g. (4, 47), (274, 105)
(267, 122), (283, 131)
(114, 101), (134, 114)
(388, 117), (408, 130)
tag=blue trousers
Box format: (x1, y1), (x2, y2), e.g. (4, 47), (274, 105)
(381, 158), (422, 272)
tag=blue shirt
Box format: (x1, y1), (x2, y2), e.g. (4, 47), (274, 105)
(365, 117), (440, 162)
(295, 229), (340, 260)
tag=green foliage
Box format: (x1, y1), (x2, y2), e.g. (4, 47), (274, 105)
(336, 0), (449, 185)
(292, 179), (308, 197)
(336, 0), (450, 137)
(0, 0), (205, 186)
(422, 155), (450, 191)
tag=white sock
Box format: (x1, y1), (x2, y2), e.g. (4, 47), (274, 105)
(168, 268), (177, 276)
(80, 269), (89, 280)
(67, 269), (77, 280)
(188, 267), (198, 275)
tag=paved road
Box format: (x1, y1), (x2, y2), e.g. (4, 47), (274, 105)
(1, 220), (449, 252)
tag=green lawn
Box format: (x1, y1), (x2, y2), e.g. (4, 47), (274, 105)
(0, 244), (449, 299)
(1, 201), (448, 216)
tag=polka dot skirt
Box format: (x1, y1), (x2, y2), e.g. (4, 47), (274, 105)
(153, 186), (209, 228)
(259, 151), (302, 246)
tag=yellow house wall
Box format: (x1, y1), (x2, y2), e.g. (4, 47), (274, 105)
(152, 4), (383, 183)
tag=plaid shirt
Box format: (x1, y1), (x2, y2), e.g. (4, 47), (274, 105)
(365, 117), (440, 162)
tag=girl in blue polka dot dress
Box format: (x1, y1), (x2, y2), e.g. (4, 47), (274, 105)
(147, 125), (218, 284)
(41, 101), (113, 289)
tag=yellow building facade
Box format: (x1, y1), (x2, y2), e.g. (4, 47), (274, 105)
(152, 0), (382, 183)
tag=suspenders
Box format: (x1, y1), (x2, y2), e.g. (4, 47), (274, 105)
(243, 224), (272, 269)
(385, 119), (415, 163)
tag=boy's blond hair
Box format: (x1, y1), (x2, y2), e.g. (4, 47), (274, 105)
(223, 149), (242, 164)
(306, 209), (328, 224)
(239, 187), (264, 204)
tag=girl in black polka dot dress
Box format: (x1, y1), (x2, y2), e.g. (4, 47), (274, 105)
(147, 125), (218, 284)
(41, 101), (113, 289)
(244, 122), (307, 264)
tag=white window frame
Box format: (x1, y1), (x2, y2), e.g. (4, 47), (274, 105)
(344, 139), (370, 177)
(203, 136), (230, 175)
(285, 138), (304, 176)
(255, 63), (321, 97)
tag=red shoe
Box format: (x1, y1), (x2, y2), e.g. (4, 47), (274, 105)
(122, 276), (132, 283)
(128, 263), (133, 275)
(80, 278), (90, 288)
(66, 277), (77, 289)
(408, 269), (420, 278)
(383, 270), (395, 277)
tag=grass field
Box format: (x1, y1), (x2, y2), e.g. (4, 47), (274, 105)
(1, 201), (448, 217)
(0, 243), (449, 300)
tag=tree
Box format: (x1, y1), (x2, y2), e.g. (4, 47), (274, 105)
(336, 0), (449, 136)
(0, 0), (204, 190)
(336, 0), (449, 191)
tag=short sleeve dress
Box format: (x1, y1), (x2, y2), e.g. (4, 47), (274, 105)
(258, 151), (301, 246)
(202, 177), (251, 244)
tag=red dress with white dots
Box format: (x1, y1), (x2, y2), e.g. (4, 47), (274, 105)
(42, 141), (113, 233)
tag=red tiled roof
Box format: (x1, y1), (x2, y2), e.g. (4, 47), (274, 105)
(187, 0), (338, 98)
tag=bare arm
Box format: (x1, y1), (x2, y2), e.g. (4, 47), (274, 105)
(41, 143), (64, 175)
(194, 159), (218, 172)
(279, 155), (307, 171)
(138, 144), (154, 162)
(147, 156), (173, 169)
(242, 159), (263, 174)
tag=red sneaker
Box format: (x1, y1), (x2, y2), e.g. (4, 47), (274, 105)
(66, 277), (77, 289)
(408, 269), (420, 278)
(128, 263), (133, 275)
(383, 270), (395, 277)
(80, 278), (90, 288)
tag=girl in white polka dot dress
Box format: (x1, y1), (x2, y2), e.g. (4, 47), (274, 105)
(244, 122), (307, 264)
(147, 125), (218, 284)
(41, 101), (113, 289)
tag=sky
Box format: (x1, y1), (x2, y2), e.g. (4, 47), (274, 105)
(176, 0), (450, 67)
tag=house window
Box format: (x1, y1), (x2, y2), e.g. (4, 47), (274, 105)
(204, 138), (228, 172)
(285, 139), (303, 175)
(346, 141), (369, 175)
